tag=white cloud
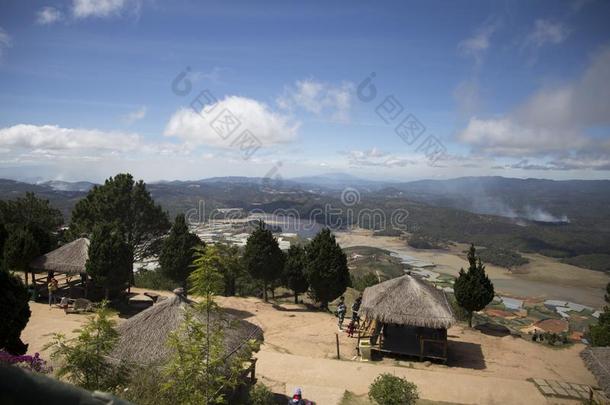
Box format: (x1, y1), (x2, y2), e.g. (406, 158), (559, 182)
(122, 106), (147, 124)
(36, 7), (63, 25)
(458, 22), (498, 65)
(72, 0), (139, 19)
(278, 79), (354, 123)
(526, 20), (570, 48)
(0, 124), (141, 154)
(164, 96), (299, 148)
(345, 148), (415, 168)
(0, 27), (12, 62)
(458, 46), (610, 169)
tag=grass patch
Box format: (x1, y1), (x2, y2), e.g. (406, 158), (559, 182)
(339, 391), (467, 405)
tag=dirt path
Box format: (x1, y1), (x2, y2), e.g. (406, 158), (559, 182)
(21, 290), (597, 404)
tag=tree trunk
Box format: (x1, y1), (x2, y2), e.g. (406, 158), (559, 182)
(468, 312), (473, 328)
(263, 282), (268, 302)
(294, 292), (299, 304)
(24, 270), (28, 287)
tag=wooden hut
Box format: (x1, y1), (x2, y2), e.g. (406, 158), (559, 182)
(358, 274), (455, 362)
(112, 289), (264, 378)
(29, 238), (90, 295)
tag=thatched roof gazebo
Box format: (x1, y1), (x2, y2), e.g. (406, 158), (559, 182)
(30, 238), (90, 275)
(358, 274), (456, 362)
(112, 289), (264, 366)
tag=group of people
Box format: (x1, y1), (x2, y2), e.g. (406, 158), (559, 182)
(336, 295), (362, 337)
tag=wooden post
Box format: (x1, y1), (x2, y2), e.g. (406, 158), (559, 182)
(419, 338), (424, 361)
(335, 333), (340, 360)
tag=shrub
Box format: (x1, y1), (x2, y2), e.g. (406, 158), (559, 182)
(0, 351), (52, 373)
(134, 269), (178, 291)
(368, 373), (418, 405)
(249, 383), (275, 405)
(351, 272), (379, 292)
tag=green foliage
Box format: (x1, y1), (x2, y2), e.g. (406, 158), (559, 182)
(3, 228), (39, 277)
(214, 243), (246, 297)
(407, 234), (441, 250)
(351, 272), (379, 292)
(283, 244), (309, 303)
(305, 228), (350, 308)
(248, 383), (274, 405)
(478, 247), (529, 268)
(563, 254), (610, 273)
(188, 245), (226, 303)
(368, 373), (419, 405)
(243, 221), (284, 302)
(0, 192), (63, 254)
(134, 269), (178, 291)
(86, 223), (132, 298)
(161, 310), (253, 405)
(159, 213), (202, 288)
(45, 303), (128, 392)
(590, 282), (610, 347)
(0, 270), (31, 355)
(69, 173), (170, 263)
(453, 244), (495, 327)
(448, 295), (470, 322)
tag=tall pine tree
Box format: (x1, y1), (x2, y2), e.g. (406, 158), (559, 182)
(159, 214), (202, 290)
(305, 228), (350, 309)
(243, 221), (284, 302)
(86, 223), (132, 299)
(70, 173), (170, 286)
(284, 244), (309, 304)
(453, 244), (495, 327)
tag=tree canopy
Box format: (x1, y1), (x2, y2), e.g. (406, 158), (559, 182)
(159, 214), (202, 290)
(0, 269), (31, 355)
(283, 244), (309, 304)
(242, 221), (284, 302)
(453, 244), (495, 327)
(305, 228), (350, 309)
(86, 223), (132, 298)
(3, 228), (40, 285)
(70, 173), (170, 263)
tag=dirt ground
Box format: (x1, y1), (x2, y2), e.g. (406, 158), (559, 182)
(22, 287), (598, 405)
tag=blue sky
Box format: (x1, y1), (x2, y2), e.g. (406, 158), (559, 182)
(0, 0), (609, 182)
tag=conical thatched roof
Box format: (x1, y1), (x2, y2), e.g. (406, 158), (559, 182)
(112, 291), (264, 365)
(30, 238), (90, 275)
(360, 274), (456, 329)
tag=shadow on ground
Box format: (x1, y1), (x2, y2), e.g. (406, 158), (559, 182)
(447, 341), (486, 370)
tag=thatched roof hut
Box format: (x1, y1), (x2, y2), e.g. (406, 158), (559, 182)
(30, 238), (90, 275)
(112, 290), (264, 366)
(360, 274), (455, 329)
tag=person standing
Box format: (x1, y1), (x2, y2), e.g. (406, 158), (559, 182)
(337, 296), (347, 330)
(48, 277), (58, 307)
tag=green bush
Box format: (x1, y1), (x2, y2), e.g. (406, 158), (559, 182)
(368, 373), (418, 405)
(249, 383), (274, 405)
(448, 295), (470, 322)
(478, 247), (529, 268)
(351, 272), (379, 292)
(134, 269), (178, 291)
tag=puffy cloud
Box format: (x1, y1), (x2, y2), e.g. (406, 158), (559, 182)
(165, 95), (299, 148)
(0, 27), (11, 61)
(525, 20), (570, 48)
(277, 79), (354, 123)
(72, 0), (139, 19)
(36, 7), (63, 25)
(122, 106), (147, 124)
(458, 46), (610, 167)
(345, 148), (415, 168)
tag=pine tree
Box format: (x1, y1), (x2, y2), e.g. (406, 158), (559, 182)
(590, 282), (610, 346)
(70, 173), (170, 285)
(283, 245), (309, 304)
(86, 223), (132, 299)
(0, 269), (31, 355)
(159, 214), (202, 290)
(453, 244), (495, 327)
(243, 221), (284, 302)
(305, 228), (350, 309)
(3, 228), (40, 286)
